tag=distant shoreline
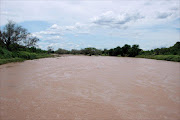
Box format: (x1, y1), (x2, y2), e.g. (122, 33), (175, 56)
(1, 54), (179, 66)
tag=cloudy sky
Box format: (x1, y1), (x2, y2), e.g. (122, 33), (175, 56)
(0, 0), (180, 50)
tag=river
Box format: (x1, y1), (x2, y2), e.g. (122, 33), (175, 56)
(0, 55), (180, 120)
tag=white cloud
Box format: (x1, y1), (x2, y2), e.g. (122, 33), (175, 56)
(33, 11), (145, 38)
(156, 12), (172, 19)
(50, 24), (59, 29)
(46, 36), (63, 40)
(1, 0), (179, 27)
(91, 11), (144, 28)
(33, 22), (92, 39)
(1, 0), (179, 50)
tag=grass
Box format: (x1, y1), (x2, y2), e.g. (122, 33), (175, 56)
(136, 55), (180, 62)
(0, 47), (52, 65)
(0, 54), (52, 65)
(0, 58), (24, 65)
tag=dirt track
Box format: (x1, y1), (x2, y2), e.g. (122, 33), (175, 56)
(0, 56), (180, 120)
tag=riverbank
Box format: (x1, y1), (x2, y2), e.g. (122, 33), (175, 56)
(1, 54), (180, 65)
(0, 47), (52, 65)
(136, 55), (180, 62)
(0, 54), (52, 65)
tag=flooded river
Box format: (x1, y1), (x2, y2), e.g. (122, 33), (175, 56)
(0, 56), (180, 120)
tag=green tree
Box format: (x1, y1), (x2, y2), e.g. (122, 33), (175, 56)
(108, 49), (114, 56)
(55, 48), (69, 54)
(122, 44), (131, 56)
(47, 46), (54, 53)
(70, 49), (81, 54)
(170, 42), (180, 55)
(0, 30), (5, 47)
(128, 44), (141, 57)
(1, 21), (39, 50)
(114, 46), (122, 56)
(102, 48), (108, 55)
(81, 47), (102, 55)
(23, 35), (39, 48)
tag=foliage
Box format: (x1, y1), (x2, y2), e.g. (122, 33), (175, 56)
(140, 42), (180, 55)
(0, 47), (13, 59)
(54, 47), (102, 55)
(105, 44), (141, 57)
(0, 46), (51, 65)
(136, 55), (180, 62)
(53, 42), (180, 62)
(81, 47), (102, 55)
(70, 49), (81, 54)
(55, 48), (69, 54)
(47, 46), (54, 54)
(1, 21), (39, 50)
(0, 21), (52, 65)
(0, 58), (24, 65)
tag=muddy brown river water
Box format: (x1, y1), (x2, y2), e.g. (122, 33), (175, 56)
(0, 55), (180, 120)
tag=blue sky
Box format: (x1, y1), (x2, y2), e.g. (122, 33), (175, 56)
(0, 0), (180, 50)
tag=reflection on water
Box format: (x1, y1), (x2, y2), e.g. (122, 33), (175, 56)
(0, 56), (180, 120)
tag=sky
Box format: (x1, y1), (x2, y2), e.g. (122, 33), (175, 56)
(0, 0), (180, 50)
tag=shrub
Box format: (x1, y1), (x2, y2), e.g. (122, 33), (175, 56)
(0, 47), (13, 59)
(17, 51), (38, 59)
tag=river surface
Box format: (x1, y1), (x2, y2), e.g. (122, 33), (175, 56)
(0, 55), (180, 120)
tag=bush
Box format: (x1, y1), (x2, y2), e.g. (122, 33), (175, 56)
(0, 58), (24, 65)
(17, 51), (38, 59)
(136, 55), (180, 62)
(0, 47), (13, 59)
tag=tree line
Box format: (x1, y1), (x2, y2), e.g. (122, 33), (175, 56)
(140, 42), (180, 55)
(51, 44), (141, 57)
(48, 42), (180, 57)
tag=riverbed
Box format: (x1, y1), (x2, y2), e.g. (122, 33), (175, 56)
(0, 56), (180, 120)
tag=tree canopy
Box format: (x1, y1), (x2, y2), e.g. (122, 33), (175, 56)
(0, 21), (39, 50)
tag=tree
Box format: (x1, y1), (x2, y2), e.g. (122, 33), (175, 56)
(170, 42), (180, 55)
(128, 44), (141, 57)
(55, 48), (69, 54)
(47, 46), (54, 53)
(0, 30), (5, 47)
(114, 46), (122, 56)
(1, 21), (39, 50)
(81, 47), (102, 55)
(154, 48), (160, 55)
(70, 49), (81, 54)
(102, 48), (108, 55)
(122, 44), (131, 56)
(23, 35), (39, 48)
(108, 49), (114, 56)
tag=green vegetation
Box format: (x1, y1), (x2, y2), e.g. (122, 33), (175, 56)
(53, 44), (141, 57)
(0, 46), (52, 65)
(0, 21), (52, 65)
(107, 42), (180, 62)
(136, 42), (180, 62)
(103, 44), (141, 57)
(53, 42), (180, 62)
(138, 42), (180, 56)
(136, 55), (180, 62)
(0, 58), (24, 65)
